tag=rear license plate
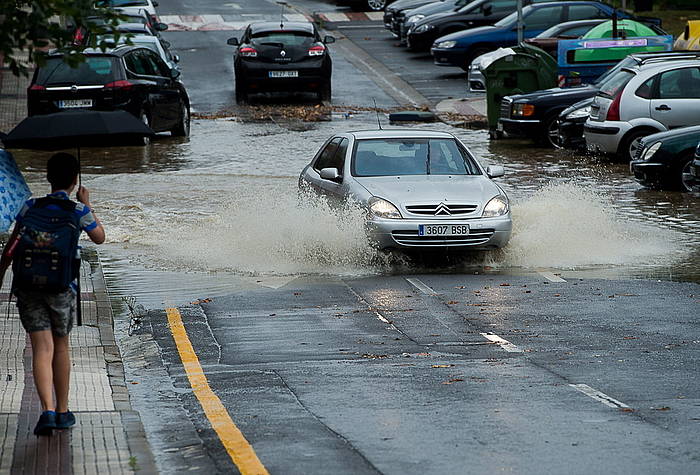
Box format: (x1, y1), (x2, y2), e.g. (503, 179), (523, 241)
(58, 99), (93, 108)
(418, 224), (469, 237)
(269, 70), (298, 78)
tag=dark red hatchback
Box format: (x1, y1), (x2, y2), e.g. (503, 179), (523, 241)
(27, 45), (190, 137)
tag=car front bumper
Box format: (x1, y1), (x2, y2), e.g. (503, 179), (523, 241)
(629, 160), (667, 187)
(499, 118), (542, 137)
(431, 47), (467, 67)
(584, 121), (628, 154)
(367, 216), (512, 250)
(406, 29), (437, 51)
(558, 117), (586, 150)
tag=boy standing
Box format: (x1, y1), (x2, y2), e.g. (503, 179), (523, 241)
(0, 152), (105, 436)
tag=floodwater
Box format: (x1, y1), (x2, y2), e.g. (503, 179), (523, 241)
(11, 112), (700, 307)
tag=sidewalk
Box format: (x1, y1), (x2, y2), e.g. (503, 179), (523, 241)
(435, 96), (488, 128)
(0, 249), (157, 474)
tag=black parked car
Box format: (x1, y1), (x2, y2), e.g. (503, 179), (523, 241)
(501, 51), (700, 148)
(557, 98), (594, 149)
(407, 0), (545, 52)
(399, 0), (472, 45)
(227, 22), (334, 103)
(384, 0), (437, 37)
(27, 46), (190, 138)
(630, 125), (700, 191)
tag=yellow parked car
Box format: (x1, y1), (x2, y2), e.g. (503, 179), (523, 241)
(674, 20), (700, 50)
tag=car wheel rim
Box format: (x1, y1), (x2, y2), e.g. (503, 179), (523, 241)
(367, 0), (385, 11)
(548, 120), (562, 149)
(681, 161), (693, 192)
(628, 137), (642, 160)
(183, 104), (190, 136)
(141, 113), (151, 145)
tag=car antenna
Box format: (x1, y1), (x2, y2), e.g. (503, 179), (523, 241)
(373, 98), (383, 130)
(277, 1), (287, 29)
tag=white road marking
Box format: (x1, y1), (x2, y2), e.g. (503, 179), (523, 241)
(480, 333), (523, 353)
(324, 13), (352, 22)
(223, 2), (242, 8)
(569, 384), (631, 409)
(366, 12), (384, 21)
(406, 278), (438, 296)
(538, 271), (567, 283)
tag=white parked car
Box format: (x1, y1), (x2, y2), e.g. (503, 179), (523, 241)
(100, 0), (160, 22)
(299, 130), (512, 251)
(584, 59), (700, 160)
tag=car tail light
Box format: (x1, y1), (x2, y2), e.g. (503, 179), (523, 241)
(308, 45), (325, 57)
(72, 27), (86, 46)
(239, 47), (258, 57)
(606, 91), (622, 121)
(28, 84), (46, 91)
(104, 80), (134, 90)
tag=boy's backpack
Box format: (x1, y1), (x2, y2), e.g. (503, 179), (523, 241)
(12, 197), (81, 292)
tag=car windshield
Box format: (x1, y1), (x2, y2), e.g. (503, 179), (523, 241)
(352, 138), (481, 177)
(251, 31), (314, 46)
(35, 56), (119, 86)
(598, 69), (634, 98)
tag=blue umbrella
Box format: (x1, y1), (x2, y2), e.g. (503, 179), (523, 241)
(0, 149), (31, 232)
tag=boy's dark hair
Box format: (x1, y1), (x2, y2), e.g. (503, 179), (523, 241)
(46, 153), (79, 190)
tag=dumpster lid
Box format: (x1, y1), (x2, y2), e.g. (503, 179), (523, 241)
(477, 47), (515, 72)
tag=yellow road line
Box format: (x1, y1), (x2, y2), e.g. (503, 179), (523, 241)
(166, 307), (269, 475)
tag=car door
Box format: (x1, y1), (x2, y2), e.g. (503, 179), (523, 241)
(649, 67), (700, 129)
(306, 137), (348, 200)
(141, 50), (181, 128)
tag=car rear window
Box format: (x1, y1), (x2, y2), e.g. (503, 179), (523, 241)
(251, 31), (314, 46)
(35, 57), (120, 86)
(352, 139), (481, 177)
(598, 69), (634, 98)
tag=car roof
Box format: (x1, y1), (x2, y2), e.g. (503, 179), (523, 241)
(349, 130), (456, 140)
(629, 58), (700, 73)
(249, 22), (315, 34)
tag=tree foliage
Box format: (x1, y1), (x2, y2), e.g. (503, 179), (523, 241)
(0, 0), (125, 76)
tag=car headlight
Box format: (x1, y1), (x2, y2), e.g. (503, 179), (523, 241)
(641, 141), (662, 161)
(435, 40), (456, 49)
(407, 14), (425, 24)
(482, 196), (509, 218)
(565, 106), (591, 120)
(368, 197), (402, 219)
(413, 24), (434, 34)
(511, 103), (535, 118)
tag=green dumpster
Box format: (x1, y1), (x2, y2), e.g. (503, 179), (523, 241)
(482, 43), (557, 134)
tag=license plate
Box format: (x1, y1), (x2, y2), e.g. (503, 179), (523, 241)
(269, 70), (298, 78)
(418, 224), (470, 237)
(58, 99), (93, 108)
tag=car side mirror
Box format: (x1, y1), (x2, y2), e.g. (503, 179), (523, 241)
(486, 165), (505, 178)
(154, 22), (168, 31)
(227, 37), (240, 46)
(173, 53), (180, 63)
(320, 168), (341, 182)
(170, 68), (181, 79)
(323, 35), (336, 44)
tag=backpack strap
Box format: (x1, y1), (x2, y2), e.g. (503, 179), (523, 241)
(33, 197), (78, 212)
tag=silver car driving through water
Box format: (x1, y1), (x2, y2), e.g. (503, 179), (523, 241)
(299, 130), (512, 250)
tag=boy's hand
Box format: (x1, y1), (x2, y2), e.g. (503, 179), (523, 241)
(76, 186), (91, 207)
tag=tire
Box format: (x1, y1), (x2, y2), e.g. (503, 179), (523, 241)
(538, 114), (563, 149)
(139, 111), (151, 146)
(236, 83), (248, 104)
(171, 101), (190, 137)
(320, 81), (332, 103)
(678, 155), (695, 192)
(366, 0), (386, 11)
(618, 128), (655, 162)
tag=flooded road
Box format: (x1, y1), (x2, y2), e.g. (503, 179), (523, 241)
(11, 112), (700, 307)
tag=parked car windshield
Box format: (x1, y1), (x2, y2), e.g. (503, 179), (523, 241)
(35, 56), (119, 86)
(352, 139), (481, 177)
(598, 69), (634, 97)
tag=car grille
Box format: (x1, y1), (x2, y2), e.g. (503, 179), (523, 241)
(405, 203), (478, 216)
(391, 229), (495, 247)
(500, 97), (512, 120)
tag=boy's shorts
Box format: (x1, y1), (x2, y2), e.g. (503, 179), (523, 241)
(15, 289), (76, 336)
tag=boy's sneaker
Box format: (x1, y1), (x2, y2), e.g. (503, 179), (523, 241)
(56, 411), (76, 429)
(34, 411), (57, 436)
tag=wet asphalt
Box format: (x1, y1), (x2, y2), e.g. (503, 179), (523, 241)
(74, 0), (700, 473)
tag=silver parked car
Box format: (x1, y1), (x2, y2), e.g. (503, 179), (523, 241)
(298, 130), (512, 250)
(585, 58), (700, 161)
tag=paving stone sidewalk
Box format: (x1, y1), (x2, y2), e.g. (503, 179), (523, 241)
(0, 249), (157, 474)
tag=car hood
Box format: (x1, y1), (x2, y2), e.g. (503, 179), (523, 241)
(390, 0), (436, 14)
(509, 85), (598, 103)
(638, 124), (700, 149)
(355, 175), (501, 205)
(407, 1), (456, 19)
(436, 25), (499, 42)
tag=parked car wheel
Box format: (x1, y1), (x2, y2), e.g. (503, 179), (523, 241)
(366, 0), (386, 11)
(140, 111), (151, 146)
(171, 101), (190, 137)
(320, 81), (332, 103)
(679, 154), (695, 192)
(619, 128), (655, 162)
(539, 114), (563, 149)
